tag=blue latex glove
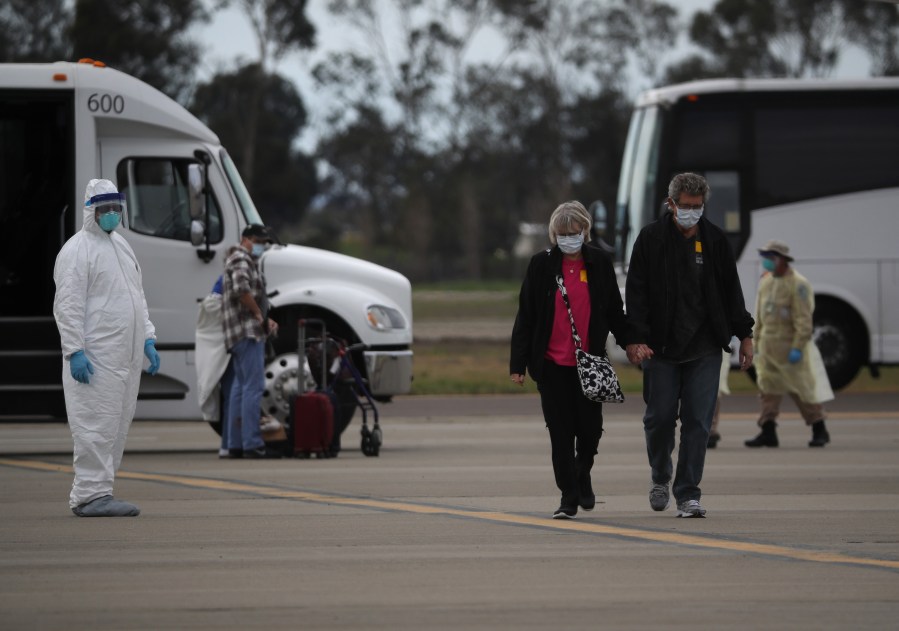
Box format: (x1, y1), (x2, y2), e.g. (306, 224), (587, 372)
(144, 339), (160, 375)
(70, 350), (94, 384)
(788, 348), (802, 364)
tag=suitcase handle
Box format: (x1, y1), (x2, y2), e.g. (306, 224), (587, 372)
(297, 318), (328, 394)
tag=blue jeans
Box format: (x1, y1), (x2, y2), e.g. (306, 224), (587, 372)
(227, 338), (265, 451)
(642, 352), (720, 503)
(219, 360), (235, 451)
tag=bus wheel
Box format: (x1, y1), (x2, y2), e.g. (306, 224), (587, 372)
(813, 300), (866, 391)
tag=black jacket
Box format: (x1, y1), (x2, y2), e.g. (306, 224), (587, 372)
(625, 213), (754, 355)
(510, 242), (629, 383)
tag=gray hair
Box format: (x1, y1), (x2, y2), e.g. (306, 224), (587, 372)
(668, 172), (710, 203)
(548, 201), (591, 245)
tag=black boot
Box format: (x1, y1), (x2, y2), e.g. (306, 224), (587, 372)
(809, 420), (830, 447)
(578, 474), (595, 511)
(745, 421), (778, 448)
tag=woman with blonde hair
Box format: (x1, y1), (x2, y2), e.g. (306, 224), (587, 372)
(510, 201), (629, 519)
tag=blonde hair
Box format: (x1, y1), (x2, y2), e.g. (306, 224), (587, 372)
(548, 201), (591, 245)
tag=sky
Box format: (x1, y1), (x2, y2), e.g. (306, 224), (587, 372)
(194, 0), (872, 151)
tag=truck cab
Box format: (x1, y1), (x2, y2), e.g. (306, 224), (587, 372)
(0, 60), (413, 421)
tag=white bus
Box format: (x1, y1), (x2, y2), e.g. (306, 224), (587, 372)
(0, 61), (413, 421)
(610, 78), (899, 389)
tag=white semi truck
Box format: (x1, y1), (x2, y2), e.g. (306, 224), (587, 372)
(0, 60), (413, 422)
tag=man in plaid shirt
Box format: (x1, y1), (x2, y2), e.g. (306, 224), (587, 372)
(222, 224), (281, 458)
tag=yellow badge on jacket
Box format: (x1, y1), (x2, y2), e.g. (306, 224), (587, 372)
(695, 240), (703, 265)
(580, 269), (588, 283)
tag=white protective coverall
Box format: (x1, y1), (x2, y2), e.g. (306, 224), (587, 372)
(755, 269), (833, 403)
(53, 179), (156, 508)
(195, 291), (229, 421)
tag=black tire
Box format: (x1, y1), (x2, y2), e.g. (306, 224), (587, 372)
(813, 299), (866, 391)
(262, 306), (362, 426)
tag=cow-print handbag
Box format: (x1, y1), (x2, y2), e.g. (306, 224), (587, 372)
(555, 275), (624, 403)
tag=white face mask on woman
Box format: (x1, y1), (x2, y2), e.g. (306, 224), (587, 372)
(557, 233), (584, 254)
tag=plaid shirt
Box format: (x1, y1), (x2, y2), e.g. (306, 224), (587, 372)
(222, 244), (268, 351)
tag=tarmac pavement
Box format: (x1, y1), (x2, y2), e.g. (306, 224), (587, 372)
(1, 393), (898, 629)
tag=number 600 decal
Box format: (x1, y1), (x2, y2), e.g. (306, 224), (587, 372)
(87, 93), (125, 114)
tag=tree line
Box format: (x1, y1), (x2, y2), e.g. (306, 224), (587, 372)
(2, 0), (897, 281)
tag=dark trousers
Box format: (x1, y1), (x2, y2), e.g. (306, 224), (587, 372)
(537, 361), (605, 506)
(642, 352), (720, 503)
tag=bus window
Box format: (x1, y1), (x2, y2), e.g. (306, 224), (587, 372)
(705, 170), (740, 228)
(615, 109), (643, 262)
(704, 170), (742, 253)
(675, 109), (742, 167)
(623, 106), (662, 263)
(754, 104), (899, 208)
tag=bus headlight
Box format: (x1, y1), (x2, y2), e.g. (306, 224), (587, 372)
(365, 305), (406, 331)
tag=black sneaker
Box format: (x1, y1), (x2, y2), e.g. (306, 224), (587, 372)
(552, 505), (577, 520)
(707, 432), (721, 448)
(244, 446), (283, 459)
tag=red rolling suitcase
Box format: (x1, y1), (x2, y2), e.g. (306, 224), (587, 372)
(292, 319), (335, 458)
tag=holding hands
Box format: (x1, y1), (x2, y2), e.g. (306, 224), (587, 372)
(626, 343), (654, 365)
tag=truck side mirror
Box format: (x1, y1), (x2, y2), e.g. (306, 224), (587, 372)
(189, 219), (205, 246)
(589, 200), (608, 240)
(187, 163), (205, 220)
(589, 200), (615, 254)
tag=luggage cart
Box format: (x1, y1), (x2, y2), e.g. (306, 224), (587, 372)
(332, 340), (383, 457)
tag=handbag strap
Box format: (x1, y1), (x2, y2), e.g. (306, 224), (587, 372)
(555, 275), (584, 350)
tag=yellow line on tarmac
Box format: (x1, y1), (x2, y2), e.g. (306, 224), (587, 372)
(3, 457), (898, 572)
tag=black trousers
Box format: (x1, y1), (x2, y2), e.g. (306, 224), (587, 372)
(537, 360), (605, 505)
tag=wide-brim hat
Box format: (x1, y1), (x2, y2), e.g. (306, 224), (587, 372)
(758, 239), (793, 261)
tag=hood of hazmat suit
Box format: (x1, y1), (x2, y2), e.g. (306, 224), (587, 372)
(53, 179), (156, 508)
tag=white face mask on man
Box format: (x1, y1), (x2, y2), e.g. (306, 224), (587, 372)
(557, 233), (584, 254)
(674, 204), (704, 228)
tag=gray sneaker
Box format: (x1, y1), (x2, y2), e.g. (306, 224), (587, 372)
(676, 499), (707, 518)
(649, 483), (670, 511)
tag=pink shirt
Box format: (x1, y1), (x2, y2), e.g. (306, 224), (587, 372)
(545, 258), (590, 366)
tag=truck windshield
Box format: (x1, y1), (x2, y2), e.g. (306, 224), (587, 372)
(220, 149), (264, 227)
(616, 105), (661, 266)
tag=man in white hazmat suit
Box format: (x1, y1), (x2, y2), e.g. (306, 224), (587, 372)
(53, 179), (160, 516)
(745, 239), (833, 448)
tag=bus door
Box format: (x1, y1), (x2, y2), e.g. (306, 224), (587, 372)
(0, 91), (75, 317)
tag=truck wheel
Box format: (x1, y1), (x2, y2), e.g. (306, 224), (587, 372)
(261, 309), (362, 426)
(813, 299), (866, 391)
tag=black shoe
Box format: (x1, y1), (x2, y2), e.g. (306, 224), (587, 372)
(578, 478), (595, 511)
(809, 421), (830, 447)
(745, 421), (778, 448)
(552, 505), (577, 520)
(225, 449), (243, 459)
(244, 446), (283, 459)
(707, 432), (721, 449)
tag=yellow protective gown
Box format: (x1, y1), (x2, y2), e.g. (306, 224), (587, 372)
(53, 180), (156, 508)
(754, 269), (833, 403)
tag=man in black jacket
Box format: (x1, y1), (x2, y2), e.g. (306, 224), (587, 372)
(625, 173), (754, 518)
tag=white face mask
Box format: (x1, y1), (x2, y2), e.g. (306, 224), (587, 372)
(674, 204), (703, 228)
(557, 233), (584, 254)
